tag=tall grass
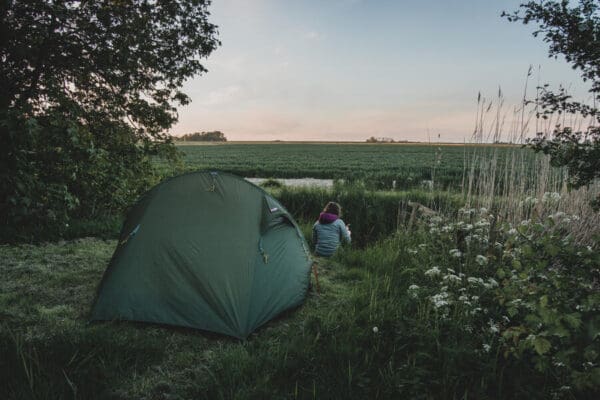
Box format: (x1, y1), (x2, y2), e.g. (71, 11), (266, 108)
(461, 83), (599, 243)
(277, 184), (463, 247)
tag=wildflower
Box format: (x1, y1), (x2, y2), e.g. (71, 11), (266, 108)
(430, 216), (443, 224)
(487, 278), (499, 288)
(425, 266), (441, 277)
(430, 293), (450, 309)
(443, 274), (462, 284)
(488, 320), (499, 334)
(508, 228), (517, 235)
(372, 326), (379, 333)
(542, 192), (560, 203)
(467, 277), (484, 285)
(407, 284), (420, 298)
(482, 344), (491, 353)
(407, 248), (418, 254)
(475, 255), (488, 266)
(458, 295), (468, 302)
(474, 219), (490, 228)
(449, 249), (462, 258)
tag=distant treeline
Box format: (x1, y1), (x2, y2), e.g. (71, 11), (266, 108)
(177, 131), (227, 142)
(366, 136), (412, 143)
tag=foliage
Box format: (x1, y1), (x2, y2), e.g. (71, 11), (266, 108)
(0, 0), (219, 235)
(504, 0), (600, 189)
(415, 208), (600, 397)
(178, 130), (227, 142)
(1, 200), (598, 398)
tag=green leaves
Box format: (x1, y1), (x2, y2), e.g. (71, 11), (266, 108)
(1, 1), (219, 236)
(533, 337), (552, 355)
(505, 1), (600, 190)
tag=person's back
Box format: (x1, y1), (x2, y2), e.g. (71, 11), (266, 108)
(312, 202), (351, 257)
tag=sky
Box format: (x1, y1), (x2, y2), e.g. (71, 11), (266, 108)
(171, 0), (590, 142)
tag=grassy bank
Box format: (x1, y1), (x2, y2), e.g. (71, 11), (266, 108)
(2, 206), (598, 398)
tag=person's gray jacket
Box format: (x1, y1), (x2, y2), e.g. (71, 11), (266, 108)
(312, 219), (351, 257)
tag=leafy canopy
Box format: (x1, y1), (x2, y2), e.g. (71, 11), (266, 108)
(0, 0), (219, 238)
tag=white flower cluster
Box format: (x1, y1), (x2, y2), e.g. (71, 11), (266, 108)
(407, 284), (420, 298)
(542, 192), (561, 204)
(449, 249), (462, 258)
(443, 273), (463, 284)
(521, 196), (538, 207)
(430, 291), (450, 309)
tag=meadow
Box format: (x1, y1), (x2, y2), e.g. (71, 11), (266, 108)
(1, 143), (599, 399)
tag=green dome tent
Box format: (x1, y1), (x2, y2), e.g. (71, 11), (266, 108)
(91, 171), (312, 339)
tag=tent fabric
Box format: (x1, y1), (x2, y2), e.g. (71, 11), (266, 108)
(90, 171), (312, 339)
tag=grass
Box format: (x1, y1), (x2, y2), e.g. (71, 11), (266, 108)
(0, 238), (371, 399)
(2, 130), (598, 398)
(2, 208), (598, 399)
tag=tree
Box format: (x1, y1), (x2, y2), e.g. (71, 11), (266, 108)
(503, 1), (600, 193)
(0, 0), (219, 236)
(179, 131), (227, 142)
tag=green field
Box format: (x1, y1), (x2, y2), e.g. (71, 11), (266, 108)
(157, 142), (537, 190)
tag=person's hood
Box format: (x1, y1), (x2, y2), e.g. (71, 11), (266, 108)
(318, 212), (339, 224)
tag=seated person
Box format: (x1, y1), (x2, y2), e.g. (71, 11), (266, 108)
(312, 201), (351, 257)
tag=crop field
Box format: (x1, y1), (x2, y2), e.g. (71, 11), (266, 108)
(156, 142), (539, 190)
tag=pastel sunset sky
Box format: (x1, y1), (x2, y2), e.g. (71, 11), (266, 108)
(172, 0), (590, 142)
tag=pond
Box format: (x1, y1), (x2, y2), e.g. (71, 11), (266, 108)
(245, 177), (334, 189)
